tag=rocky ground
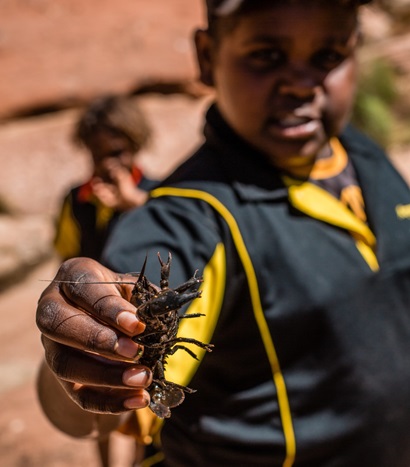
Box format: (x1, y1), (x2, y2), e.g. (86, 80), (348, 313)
(0, 1), (409, 466)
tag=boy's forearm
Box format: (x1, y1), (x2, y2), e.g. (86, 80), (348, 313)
(36, 359), (124, 439)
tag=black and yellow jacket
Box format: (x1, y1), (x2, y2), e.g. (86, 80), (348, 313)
(103, 105), (410, 467)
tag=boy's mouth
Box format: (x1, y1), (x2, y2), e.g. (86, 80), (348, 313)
(269, 115), (320, 139)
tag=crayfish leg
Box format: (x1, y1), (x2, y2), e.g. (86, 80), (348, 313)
(168, 344), (199, 360)
(180, 313), (205, 319)
(169, 337), (214, 353)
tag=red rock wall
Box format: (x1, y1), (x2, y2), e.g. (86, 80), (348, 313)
(0, 0), (205, 119)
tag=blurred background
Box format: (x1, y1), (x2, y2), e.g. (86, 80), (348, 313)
(0, 1), (409, 466)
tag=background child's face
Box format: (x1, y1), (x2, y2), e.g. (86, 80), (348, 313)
(197, 3), (360, 171)
(87, 128), (135, 180)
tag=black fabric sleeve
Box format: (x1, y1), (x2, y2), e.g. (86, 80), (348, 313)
(101, 194), (222, 288)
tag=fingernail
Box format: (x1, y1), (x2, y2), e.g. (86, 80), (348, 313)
(117, 311), (145, 334)
(115, 337), (142, 359)
(124, 393), (150, 410)
(123, 367), (151, 387)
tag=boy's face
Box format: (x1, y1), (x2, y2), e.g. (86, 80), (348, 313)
(196, 3), (360, 171)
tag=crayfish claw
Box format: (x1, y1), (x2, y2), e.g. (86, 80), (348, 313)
(158, 252), (172, 289)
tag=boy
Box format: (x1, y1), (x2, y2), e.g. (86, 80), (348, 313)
(54, 95), (156, 261)
(37, 1), (410, 466)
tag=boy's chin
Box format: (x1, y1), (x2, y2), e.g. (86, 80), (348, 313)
(261, 137), (327, 164)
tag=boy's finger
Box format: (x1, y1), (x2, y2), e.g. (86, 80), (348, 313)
(42, 337), (151, 389)
(62, 284), (144, 335)
(40, 258), (145, 336)
(60, 379), (150, 414)
(37, 289), (143, 359)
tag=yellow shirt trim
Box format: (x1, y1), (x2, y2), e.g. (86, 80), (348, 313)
(95, 199), (114, 230)
(151, 186), (296, 467)
(54, 195), (81, 260)
(283, 179), (379, 271)
(396, 204), (410, 219)
(166, 242), (226, 386)
(309, 138), (348, 180)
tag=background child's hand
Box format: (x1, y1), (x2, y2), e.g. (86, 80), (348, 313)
(91, 159), (148, 211)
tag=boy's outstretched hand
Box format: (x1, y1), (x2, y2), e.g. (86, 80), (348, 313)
(36, 257), (152, 416)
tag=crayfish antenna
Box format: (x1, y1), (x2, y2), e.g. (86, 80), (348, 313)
(134, 255), (151, 291)
(137, 255), (148, 283)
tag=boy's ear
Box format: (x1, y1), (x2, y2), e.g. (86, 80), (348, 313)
(194, 29), (215, 87)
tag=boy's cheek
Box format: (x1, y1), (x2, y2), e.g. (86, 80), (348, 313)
(324, 65), (357, 119)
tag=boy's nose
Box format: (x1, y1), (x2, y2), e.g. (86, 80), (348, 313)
(277, 66), (321, 99)
(278, 82), (318, 100)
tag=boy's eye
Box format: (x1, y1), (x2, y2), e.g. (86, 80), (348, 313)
(247, 48), (284, 69)
(312, 49), (346, 71)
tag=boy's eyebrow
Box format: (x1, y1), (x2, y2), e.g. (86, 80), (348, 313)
(241, 34), (289, 46)
(320, 30), (361, 47)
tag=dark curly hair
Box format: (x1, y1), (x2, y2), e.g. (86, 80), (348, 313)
(73, 95), (151, 152)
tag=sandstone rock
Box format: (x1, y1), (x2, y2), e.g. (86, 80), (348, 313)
(0, 0), (204, 120)
(378, 0), (410, 21)
(0, 215), (54, 288)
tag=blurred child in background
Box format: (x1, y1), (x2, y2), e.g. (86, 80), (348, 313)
(54, 95), (156, 261)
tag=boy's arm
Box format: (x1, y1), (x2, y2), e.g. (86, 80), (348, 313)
(36, 359), (125, 439)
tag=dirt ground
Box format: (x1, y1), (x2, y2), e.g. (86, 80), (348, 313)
(0, 257), (137, 467)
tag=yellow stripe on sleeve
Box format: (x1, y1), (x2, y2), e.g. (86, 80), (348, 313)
(151, 187), (296, 467)
(165, 242), (226, 387)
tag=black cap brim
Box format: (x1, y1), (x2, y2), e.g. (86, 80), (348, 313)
(207, 0), (373, 17)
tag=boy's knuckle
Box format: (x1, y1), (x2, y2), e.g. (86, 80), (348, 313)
(94, 294), (133, 323)
(86, 327), (117, 353)
(36, 298), (62, 334)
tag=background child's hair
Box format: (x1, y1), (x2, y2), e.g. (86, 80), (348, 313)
(73, 95), (151, 152)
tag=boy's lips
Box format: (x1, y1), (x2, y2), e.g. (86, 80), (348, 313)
(268, 115), (321, 139)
